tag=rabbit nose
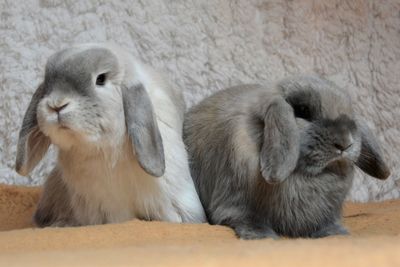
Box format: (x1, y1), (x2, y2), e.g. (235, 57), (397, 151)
(334, 134), (354, 152)
(48, 102), (69, 113)
(334, 142), (353, 151)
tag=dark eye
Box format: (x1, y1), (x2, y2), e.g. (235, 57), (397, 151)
(96, 73), (107, 86)
(293, 104), (311, 120)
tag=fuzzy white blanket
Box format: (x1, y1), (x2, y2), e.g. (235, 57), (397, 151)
(0, 0), (398, 201)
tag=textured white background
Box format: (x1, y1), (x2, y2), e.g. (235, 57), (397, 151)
(0, 0), (399, 201)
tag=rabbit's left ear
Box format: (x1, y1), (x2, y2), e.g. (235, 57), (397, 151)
(356, 122), (390, 180)
(123, 84), (165, 177)
(16, 83), (51, 176)
(259, 97), (300, 184)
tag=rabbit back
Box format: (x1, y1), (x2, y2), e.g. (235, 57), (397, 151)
(184, 85), (264, 210)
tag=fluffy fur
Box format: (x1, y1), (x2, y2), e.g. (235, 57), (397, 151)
(183, 76), (390, 239)
(1, 1), (398, 202)
(15, 43), (206, 226)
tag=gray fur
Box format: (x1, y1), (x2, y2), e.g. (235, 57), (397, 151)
(44, 47), (120, 97)
(15, 83), (51, 176)
(260, 97), (299, 183)
(123, 84), (165, 177)
(33, 168), (77, 227)
(356, 121), (391, 179)
(183, 75), (390, 239)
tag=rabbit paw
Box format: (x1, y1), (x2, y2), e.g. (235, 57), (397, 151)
(234, 224), (279, 240)
(310, 222), (349, 238)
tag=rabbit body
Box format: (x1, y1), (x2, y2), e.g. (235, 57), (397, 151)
(184, 78), (389, 239)
(16, 43), (206, 226)
(44, 133), (202, 225)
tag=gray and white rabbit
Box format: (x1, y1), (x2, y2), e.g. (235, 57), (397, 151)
(183, 75), (390, 239)
(15, 43), (206, 226)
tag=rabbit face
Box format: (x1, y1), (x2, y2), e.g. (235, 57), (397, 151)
(36, 48), (126, 150)
(296, 113), (362, 175)
(280, 77), (362, 175)
(16, 43), (166, 178)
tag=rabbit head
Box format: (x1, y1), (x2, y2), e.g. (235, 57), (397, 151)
(15, 43), (165, 177)
(263, 75), (390, 182)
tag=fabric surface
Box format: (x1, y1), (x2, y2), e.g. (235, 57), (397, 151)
(0, 0), (399, 201)
(0, 183), (399, 266)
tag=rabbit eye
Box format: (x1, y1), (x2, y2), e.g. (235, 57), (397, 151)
(293, 104), (311, 120)
(96, 73), (107, 86)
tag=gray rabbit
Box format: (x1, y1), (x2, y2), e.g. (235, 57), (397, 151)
(183, 75), (390, 239)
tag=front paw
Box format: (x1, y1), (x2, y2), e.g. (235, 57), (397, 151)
(34, 210), (76, 228)
(33, 209), (54, 228)
(310, 223), (349, 238)
(234, 224), (279, 240)
(48, 220), (78, 227)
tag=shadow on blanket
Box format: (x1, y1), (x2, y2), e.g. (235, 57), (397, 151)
(0, 183), (399, 266)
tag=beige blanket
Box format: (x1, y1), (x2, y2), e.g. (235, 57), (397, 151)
(0, 183), (399, 266)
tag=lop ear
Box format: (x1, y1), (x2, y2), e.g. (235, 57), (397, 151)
(259, 97), (300, 184)
(123, 84), (165, 177)
(356, 122), (390, 180)
(16, 84), (51, 176)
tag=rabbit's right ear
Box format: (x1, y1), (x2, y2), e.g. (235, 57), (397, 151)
(15, 84), (51, 176)
(123, 83), (165, 177)
(259, 97), (300, 184)
(356, 121), (390, 180)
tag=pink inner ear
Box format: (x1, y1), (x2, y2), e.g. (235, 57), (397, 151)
(16, 127), (51, 176)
